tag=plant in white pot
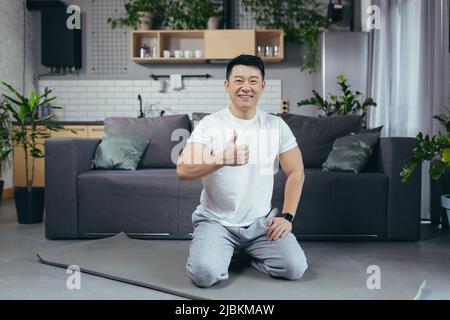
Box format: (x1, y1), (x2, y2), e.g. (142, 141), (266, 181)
(0, 82), (66, 224)
(167, 0), (222, 30)
(205, 1), (223, 29)
(401, 108), (450, 227)
(107, 0), (166, 30)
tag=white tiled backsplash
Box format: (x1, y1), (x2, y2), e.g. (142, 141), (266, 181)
(39, 79), (282, 121)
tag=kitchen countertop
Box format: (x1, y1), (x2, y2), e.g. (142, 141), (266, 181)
(50, 121), (104, 125)
(12, 120), (104, 125)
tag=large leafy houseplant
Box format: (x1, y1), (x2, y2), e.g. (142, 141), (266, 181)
(166, 0), (222, 30)
(242, 0), (331, 72)
(297, 74), (377, 126)
(1, 81), (65, 223)
(400, 108), (450, 228)
(0, 98), (13, 201)
(1, 82), (64, 191)
(107, 0), (166, 30)
(401, 109), (450, 183)
(0, 98), (12, 178)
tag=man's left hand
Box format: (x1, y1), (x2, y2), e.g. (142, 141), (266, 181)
(267, 217), (292, 241)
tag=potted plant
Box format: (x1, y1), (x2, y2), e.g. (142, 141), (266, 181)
(297, 74), (377, 127)
(167, 0), (222, 30)
(107, 0), (166, 30)
(206, 1), (223, 29)
(242, 0), (331, 72)
(0, 98), (13, 203)
(0, 81), (65, 224)
(401, 108), (450, 227)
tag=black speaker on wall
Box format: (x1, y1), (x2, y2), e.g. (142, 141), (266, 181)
(27, 0), (82, 69)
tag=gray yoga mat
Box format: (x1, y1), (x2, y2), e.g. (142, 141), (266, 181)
(37, 232), (425, 300)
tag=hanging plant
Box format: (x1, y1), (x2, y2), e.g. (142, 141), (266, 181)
(242, 0), (331, 72)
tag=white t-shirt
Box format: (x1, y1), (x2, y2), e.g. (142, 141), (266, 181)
(186, 107), (298, 227)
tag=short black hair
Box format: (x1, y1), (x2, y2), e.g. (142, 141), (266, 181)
(226, 54), (265, 80)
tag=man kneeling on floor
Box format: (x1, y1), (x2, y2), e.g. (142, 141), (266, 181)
(176, 54), (308, 288)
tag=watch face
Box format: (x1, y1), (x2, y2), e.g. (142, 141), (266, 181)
(278, 212), (294, 222)
(285, 213), (294, 222)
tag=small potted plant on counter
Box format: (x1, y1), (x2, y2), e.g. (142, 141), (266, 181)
(0, 81), (65, 224)
(401, 108), (450, 228)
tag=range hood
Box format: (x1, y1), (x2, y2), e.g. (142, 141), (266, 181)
(27, 0), (82, 70)
(26, 0), (64, 10)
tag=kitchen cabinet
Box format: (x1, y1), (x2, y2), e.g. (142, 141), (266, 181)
(87, 125), (105, 138)
(204, 30), (255, 59)
(50, 125), (88, 138)
(13, 124), (104, 187)
(131, 29), (284, 63)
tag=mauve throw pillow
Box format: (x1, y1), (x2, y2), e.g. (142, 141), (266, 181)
(279, 114), (363, 168)
(104, 115), (190, 168)
(322, 128), (382, 173)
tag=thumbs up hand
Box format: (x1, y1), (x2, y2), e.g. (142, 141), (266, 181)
(217, 130), (249, 166)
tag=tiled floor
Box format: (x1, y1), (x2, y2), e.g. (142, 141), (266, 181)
(1, 199), (449, 300)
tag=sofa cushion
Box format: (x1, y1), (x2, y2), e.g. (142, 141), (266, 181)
(191, 112), (210, 130)
(179, 179), (203, 238)
(91, 133), (150, 170)
(278, 114), (363, 168)
(272, 169), (388, 238)
(322, 128), (382, 173)
(77, 169), (180, 238)
(104, 115), (191, 168)
(360, 125), (384, 135)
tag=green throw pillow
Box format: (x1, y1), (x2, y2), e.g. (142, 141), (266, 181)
(91, 133), (150, 170)
(322, 129), (382, 173)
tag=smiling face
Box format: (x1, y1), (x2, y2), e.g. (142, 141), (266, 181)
(224, 64), (266, 113)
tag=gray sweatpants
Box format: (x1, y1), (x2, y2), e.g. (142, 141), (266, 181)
(186, 207), (308, 287)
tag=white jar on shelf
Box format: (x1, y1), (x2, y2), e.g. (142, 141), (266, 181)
(274, 45), (280, 56)
(140, 46), (148, 58)
(194, 50), (202, 58)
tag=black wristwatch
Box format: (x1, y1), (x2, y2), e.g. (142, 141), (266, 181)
(276, 212), (295, 223)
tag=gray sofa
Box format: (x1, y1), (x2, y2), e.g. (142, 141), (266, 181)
(44, 114), (421, 241)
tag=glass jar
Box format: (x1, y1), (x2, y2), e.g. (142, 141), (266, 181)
(274, 45), (280, 56)
(151, 46), (157, 58)
(257, 46), (264, 57)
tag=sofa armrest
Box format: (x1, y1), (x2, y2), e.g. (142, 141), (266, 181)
(45, 138), (101, 239)
(375, 137), (421, 240)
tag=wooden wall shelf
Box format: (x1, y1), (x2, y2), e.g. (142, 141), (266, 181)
(131, 29), (284, 63)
